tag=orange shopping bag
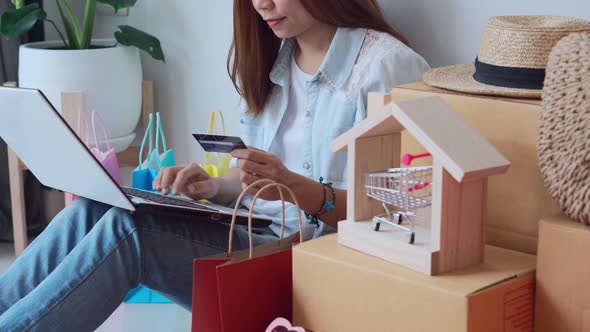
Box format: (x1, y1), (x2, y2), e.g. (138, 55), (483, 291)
(192, 180), (303, 332)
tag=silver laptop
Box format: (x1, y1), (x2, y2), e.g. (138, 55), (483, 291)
(0, 86), (272, 227)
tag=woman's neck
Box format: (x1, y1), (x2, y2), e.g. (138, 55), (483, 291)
(294, 23), (337, 75)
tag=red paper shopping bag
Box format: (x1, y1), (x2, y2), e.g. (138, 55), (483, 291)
(192, 180), (304, 332)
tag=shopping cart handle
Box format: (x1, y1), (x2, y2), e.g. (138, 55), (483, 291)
(402, 153), (432, 166)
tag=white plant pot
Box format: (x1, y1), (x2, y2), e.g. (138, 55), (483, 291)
(18, 39), (143, 152)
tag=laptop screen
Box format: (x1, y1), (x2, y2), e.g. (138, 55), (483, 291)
(0, 87), (135, 211)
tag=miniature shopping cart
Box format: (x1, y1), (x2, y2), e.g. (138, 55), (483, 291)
(364, 153), (433, 244)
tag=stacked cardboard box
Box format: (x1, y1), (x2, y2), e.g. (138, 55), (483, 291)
(535, 215), (590, 332)
(292, 82), (553, 331)
(390, 82), (561, 255)
(293, 235), (536, 332)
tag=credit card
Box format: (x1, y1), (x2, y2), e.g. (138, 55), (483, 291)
(192, 134), (248, 153)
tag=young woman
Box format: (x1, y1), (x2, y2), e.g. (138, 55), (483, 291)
(0, 0), (429, 330)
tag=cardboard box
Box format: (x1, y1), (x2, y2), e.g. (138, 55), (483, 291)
(390, 82), (561, 254)
(293, 234), (536, 332)
(535, 215), (590, 332)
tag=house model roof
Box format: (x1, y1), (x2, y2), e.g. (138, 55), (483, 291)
(331, 96), (510, 182)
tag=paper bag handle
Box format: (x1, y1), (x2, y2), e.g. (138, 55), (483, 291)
(77, 110), (108, 159)
(228, 179), (304, 259)
(203, 111), (227, 163)
(138, 113), (154, 168)
(207, 111), (226, 135)
(155, 112), (168, 154)
(90, 111), (111, 153)
(77, 110), (91, 146)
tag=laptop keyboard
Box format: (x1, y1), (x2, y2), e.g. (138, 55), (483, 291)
(121, 187), (217, 212)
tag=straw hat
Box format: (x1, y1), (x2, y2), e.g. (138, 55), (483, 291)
(424, 16), (590, 99)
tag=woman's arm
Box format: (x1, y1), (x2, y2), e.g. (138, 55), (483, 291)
(231, 148), (346, 229)
(208, 168), (244, 207)
(287, 172), (346, 229)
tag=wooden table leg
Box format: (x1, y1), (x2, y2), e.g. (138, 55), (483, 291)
(7, 147), (28, 256)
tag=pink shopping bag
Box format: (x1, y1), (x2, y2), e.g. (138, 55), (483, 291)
(71, 111), (123, 201)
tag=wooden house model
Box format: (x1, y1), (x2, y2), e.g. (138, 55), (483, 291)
(331, 95), (510, 275)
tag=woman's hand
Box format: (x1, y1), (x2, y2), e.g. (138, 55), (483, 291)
(231, 147), (300, 201)
(231, 147), (347, 228)
(152, 163), (219, 201)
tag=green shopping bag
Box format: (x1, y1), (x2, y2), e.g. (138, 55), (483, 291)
(201, 111), (231, 178)
(132, 112), (176, 190)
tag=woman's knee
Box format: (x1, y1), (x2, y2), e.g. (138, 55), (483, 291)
(93, 207), (140, 240)
(69, 197), (110, 211)
(43, 198), (115, 239)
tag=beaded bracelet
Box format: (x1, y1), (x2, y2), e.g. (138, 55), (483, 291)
(304, 177), (336, 228)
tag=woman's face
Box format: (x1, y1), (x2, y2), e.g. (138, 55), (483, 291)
(251, 0), (317, 39)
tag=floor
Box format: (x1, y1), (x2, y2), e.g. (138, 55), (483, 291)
(0, 241), (192, 332)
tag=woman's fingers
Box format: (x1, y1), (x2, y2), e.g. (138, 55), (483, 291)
(240, 170), (276, 198)
(171, 163), (201, 195)
(236, 159), (266, 176)
(245, 145), (265, 152)
(240, 170), (260, 187)
(231, 148), (268, 164)
(152, 164), (213, 198)
(159, 167), (177, 195)
(152, 170), (163, 190)
(241, 172), (279, 200)
(184, 181), (213, 200)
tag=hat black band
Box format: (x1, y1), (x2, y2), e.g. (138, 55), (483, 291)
(473, 57), (545, 90)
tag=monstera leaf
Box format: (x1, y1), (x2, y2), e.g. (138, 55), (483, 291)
(97, 0), (137, 14)
(115, 25), (165, 62)
(0, 3), (46, 38)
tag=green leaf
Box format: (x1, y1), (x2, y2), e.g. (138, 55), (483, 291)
(81, 0), (97, 49)
(97, 0), (137, 13)
(11, 0), (25, 10)
(56, 0), (81, 49)
(0, 3), (46, 38)
(114, 25), (165, 62)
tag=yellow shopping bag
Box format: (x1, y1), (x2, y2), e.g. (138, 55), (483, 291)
(201, 111), (232, 178)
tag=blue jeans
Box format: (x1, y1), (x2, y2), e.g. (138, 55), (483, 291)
(0, 198), (278, 331)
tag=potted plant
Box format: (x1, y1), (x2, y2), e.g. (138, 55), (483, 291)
(0, 0), (165, 151)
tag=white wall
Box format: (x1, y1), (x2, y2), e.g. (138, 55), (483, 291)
(45, 0), (590, 165)
(91, 1), (239, 165)
(45, 1), (239, 165)
(379, 0), (590, 67)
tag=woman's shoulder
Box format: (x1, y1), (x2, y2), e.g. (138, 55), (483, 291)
(357, 29), (428, 68)
(342, 29), (430, 95)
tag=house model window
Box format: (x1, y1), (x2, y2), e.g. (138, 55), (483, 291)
(331, 95), (510, 275)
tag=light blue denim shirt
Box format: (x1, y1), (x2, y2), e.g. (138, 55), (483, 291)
(239, 28), (430, 239)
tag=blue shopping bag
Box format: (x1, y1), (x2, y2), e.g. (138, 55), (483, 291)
(127, 112), (175, 304)
(155, 112), (175, 169)
(124, 286), (172, 304)
(132, 112), (176, 190)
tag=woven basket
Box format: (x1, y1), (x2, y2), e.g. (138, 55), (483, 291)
(539, 32), (590, 225)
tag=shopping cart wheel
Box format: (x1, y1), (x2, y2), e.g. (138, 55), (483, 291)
(373, 220), (381, 232)
(408, 232), (415, 245)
